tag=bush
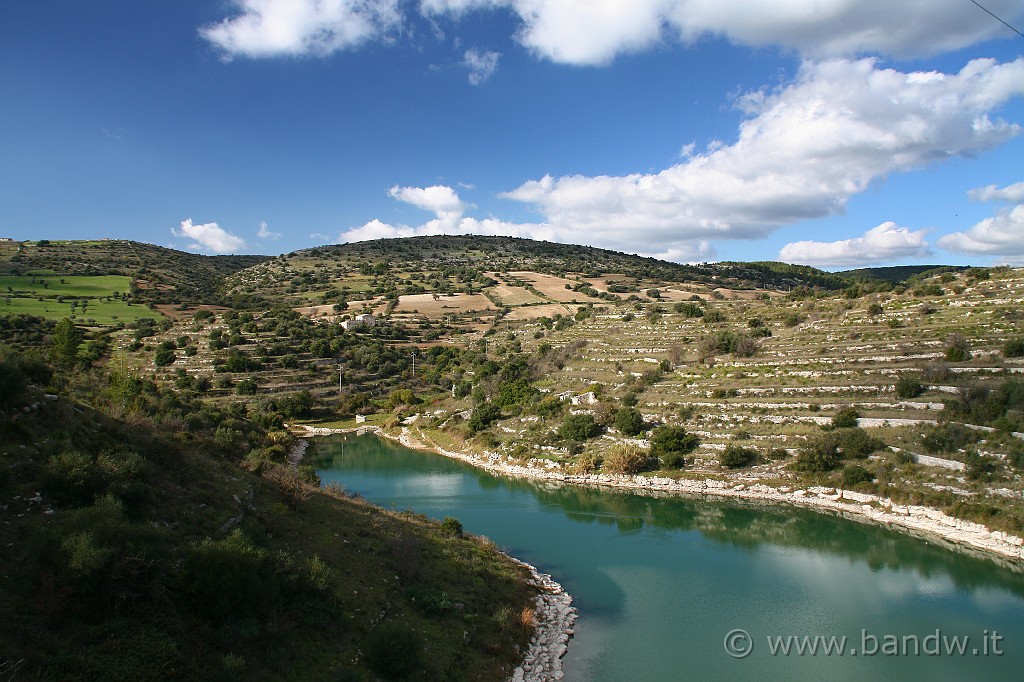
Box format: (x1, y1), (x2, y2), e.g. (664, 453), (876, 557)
(178, 530), (282, 621)
(560, 414), (599, 441)
(46, 450), (102, 506)
(920, 422), (981, 454)
(895, 373), (923, 399)
(944, 333), (971, 362)
(964, 450), (999, 481)
(794, 428), (885, 472)
(153, 346), (176, 367)
(1003, 337), (1024, 358)
(364, 622), (422, 679)
(468, 402), (502, 433)
(719, 445), (757, 469)
(830, 407), (859, 429)
(440, 516), (463, 536)
(602, 444), (650, 475)
(650, 425), (699, 468)
(613, 407), (645, 436)
(841, 464), (875, 488)
(0, 359), (28, 410)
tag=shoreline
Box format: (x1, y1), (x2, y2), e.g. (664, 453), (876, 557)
(293, 423), (1024, 565)
(294, 421), (1024, 680)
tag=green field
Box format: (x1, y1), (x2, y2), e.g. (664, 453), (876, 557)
(0, 274), (131, 296)
(0, 274), (157, 324)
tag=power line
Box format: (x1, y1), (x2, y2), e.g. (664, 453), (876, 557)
(970, 0), (1024, 39)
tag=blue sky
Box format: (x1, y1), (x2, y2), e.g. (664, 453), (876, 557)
(2, 1), (1023, 268)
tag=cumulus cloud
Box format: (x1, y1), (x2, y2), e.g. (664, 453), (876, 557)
(967, 181), (1024, 203)
(201, 0), (402, 58)
(462, 48), (500, 84)
(779, 222), (931, 267)
(498, 58), (1024, 257)
(173, 219), (247, 254)
(939, 182), (1024, 261)
(422, 0), (1024, 65)
(202, 0), (1024, 63)
(338, 183), (716, 261)
(257, 220), (281, 239)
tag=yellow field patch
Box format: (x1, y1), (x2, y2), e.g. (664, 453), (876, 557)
(508, 271), (597, 303)
(394, 292), (494, 317)
(488, 284), (545, 306)
(504, 303), (574, 321)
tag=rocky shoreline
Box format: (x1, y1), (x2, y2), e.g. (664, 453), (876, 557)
(507, 558), (578, 682)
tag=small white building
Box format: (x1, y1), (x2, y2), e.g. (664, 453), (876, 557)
(341, 313), (377, 331)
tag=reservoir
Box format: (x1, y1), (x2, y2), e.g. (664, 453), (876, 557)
(311, 433), (1024, 681)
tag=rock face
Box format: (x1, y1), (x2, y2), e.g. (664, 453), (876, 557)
(508, 559), (578, 682)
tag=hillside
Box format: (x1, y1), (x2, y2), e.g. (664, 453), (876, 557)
(0, 240), (270, 305)
(0, 327), (537, 681)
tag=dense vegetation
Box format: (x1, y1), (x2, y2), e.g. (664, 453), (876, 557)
(0, 323), (536, 681)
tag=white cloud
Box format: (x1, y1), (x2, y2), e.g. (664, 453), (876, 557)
(498, 58), (1024, 257)
(338, 183), (717, 261)
(422, 0), (1024, 65)
(203, 0), (1024, 63)
(967, 181), (1024, 203)
(257, 220), (281, 239)
(779, 222), (931, 267)
(939, 182), (1024, 261)
(389, 184), (465, 213)
(201, 0), (402, 59)
(173, 219), (247, 254)
(462, 48), (500, 84)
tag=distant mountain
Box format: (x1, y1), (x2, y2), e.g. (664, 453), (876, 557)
(837, 264), (966, 284)
(268, 236), (849, 290)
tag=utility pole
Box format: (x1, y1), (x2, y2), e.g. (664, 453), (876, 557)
(411, 349), (417, 378)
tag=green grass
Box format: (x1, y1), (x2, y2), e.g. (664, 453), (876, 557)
(1, 296), (156, 324)
(0, 274), (155, 324)
(0, 274), (131, 297)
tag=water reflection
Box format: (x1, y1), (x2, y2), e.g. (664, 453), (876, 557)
(310, 433), (1024, 681)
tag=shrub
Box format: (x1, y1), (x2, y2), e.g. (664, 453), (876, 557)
(794, 429), (884, 473)
(0, 359), (28, 410)
(650, 425), (699, 468)
(830, 407), (859, 429)
(440, 516), (463, 536)
(866, 303), (884, 317)
(1003, 337), (1024, 358)
(702, 308), (726, 323)
(602, 444), (650, 475)
(468, 402), (502, 433)
(560, 414), (599, 441)
(720, 445), (757, 469)
(895, 373), (923, 399)
(944, 333), (971, 362)
(178, 530), (281, 621)
(842, 464), (876, 488)
(613, 407), (645, 436)
(920, 422), (981, 454)
(153, 346), (176, 367)
(964, 450), (999, 481)
(364, 622), (422, 679)
(46, 450), (102, 506)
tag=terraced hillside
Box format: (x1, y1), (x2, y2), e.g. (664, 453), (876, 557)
(397, 265), (1024, 533)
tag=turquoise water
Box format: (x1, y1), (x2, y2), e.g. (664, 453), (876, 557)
(311, 434), (1024, 681)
